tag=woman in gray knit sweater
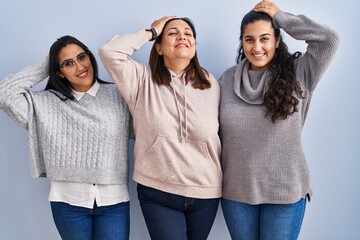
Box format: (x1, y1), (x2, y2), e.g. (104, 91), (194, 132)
(219, 0), (340, 239)
(0, 36), (131, 239)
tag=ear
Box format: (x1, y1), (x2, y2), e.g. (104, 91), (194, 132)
(57, 71), (65, 78)
(155, 44), (163, 55)
(276, 36), (281, 48)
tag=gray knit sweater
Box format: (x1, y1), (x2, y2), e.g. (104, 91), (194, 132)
(0, 59), (130, 185)
(219, 11), (340, 204)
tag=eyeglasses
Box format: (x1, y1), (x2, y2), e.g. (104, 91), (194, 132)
(59, 52), (90, 72)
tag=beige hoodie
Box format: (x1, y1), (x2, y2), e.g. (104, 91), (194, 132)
(99, 30), (222, 198)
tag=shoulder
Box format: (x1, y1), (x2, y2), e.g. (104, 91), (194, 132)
(218, 65), (237, 85)
(207, 72), (219, 85)
(99, 81), (116, 88)
(98, 82), (118, 94)
(203, 72), (220, 93)
(98, 82), (128, 104)
(33, 89), (67, 101)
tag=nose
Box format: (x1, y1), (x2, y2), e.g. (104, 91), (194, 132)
(178, 33), (186, 40)
(253, 41), (262, 51)
(74, 59), (85, 70)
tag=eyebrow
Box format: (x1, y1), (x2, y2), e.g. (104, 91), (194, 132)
(61, 52), (85, 62)
(244, 33), (272, 38)
(166, 27), (193, 32)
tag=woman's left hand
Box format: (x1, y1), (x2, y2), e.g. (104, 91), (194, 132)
(253, 0), (280, 18)
(150, 16), (177, 37)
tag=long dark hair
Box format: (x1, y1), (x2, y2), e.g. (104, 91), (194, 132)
(237, 11), (304, 123)
(149, 17), (211, 90)
(45, 35), (107, 100)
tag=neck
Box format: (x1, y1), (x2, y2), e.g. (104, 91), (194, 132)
(164, 58), (190, 75)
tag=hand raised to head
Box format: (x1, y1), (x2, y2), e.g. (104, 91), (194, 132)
(150, 16), (177, 37)
(253, 0), (280, 18)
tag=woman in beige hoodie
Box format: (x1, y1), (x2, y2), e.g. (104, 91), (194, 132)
(99, 16), (222, 240)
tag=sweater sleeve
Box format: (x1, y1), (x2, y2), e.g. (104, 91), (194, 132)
(273, 11), (340, 91)
(0, 57), (49, 129)
(98, 30), (151, 112)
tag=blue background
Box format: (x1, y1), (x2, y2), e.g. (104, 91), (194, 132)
(0, 0), (359, 239)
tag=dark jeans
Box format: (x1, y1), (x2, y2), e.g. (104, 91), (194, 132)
(50, 201), (130, 240)
(137, 184), (220, 240)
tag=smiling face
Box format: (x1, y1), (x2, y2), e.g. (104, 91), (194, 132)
(242, 20), (280, 70)
(155, 19), (196, 67)
(57, 43), (94, 92)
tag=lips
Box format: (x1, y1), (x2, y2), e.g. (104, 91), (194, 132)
(77, 70), (88, 78)
(176, 43), (188, 48)
(252, 53), (266, 58)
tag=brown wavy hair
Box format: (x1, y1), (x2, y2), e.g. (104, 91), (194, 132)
(237, 11), (304, 123)
(149, 17), (211, 90)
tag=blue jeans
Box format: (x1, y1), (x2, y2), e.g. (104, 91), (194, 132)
(137, 184), (220, 240)
(221, 198), (306, 240)
(50, 201), (130, 240)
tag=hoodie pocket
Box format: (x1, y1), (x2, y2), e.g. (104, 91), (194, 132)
(138, 135), (221, 187)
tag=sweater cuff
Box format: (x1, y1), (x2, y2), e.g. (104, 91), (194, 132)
(273, 10), (287, 29)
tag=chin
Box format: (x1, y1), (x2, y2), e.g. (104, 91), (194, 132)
(250, 61), (268, 70)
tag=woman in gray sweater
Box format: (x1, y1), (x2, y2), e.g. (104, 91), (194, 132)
(219, 0), (340, 239)
(0, 36), (131, 239)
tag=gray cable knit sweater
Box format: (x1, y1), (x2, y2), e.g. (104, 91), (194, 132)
(219, 11), (340, 204)
(0, 59), (130, 185)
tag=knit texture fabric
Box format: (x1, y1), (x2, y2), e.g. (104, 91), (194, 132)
(219, 11), (340, 204)
(99, 30), (222, 198)
(0, 60), (130, 185)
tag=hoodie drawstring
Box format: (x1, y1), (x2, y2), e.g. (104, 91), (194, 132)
(171, 77), (188, 142)
(183, 80), (188, 139)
